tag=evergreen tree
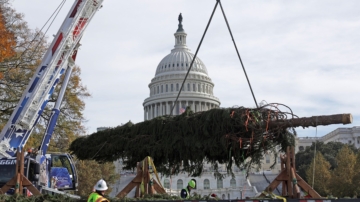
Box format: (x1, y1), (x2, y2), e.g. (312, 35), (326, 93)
(305, 152), (331, 196)
(328, 145), (356, 197)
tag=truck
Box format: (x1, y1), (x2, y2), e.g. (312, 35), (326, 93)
(0, 0), (103, 195)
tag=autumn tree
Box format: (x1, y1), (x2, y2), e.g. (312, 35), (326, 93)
(0, 1), (119, 194)
(75, 160), (120, 197)
(0, 6), (15, 65)
(0, 1), (48, 127)
(352, 152), (360, 196)
(328, 145), (357, 197)
(305, 152), (331, 196)
(296, 141), (357, 181)
(0, 1), (89, 152)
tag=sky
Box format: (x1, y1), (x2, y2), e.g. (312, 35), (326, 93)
(10, 0), (360, 138)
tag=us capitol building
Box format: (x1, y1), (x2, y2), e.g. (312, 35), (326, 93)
(109, 15), (257, 199)
(142, 14), (220, 119)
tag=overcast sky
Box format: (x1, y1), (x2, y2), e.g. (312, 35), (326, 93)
(11, 0), (360, 138)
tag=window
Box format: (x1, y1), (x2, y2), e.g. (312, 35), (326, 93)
(176, 84), (179, 91)
(217, 179), (223, 189)
(177, 179), (183, 190)
(171, 84), (173, 92)
(193, 84), (196, 92)
(166, 85), (168, 92)
(164, 179), (170, 189)
(157, 86), (159, 94)
(202, 85), (205, 93)
(198, 84), (201, 92)
(266, 154), (270, 164)
(161, 85), (163, 93)
(173, 64), (174, 67)
(205, 86), (208, 94)
(204, 179), (210, 189)
(299, 146), (304, 151)
(177, 63), (179, 67)
(230, 178), (236, 188)
(187, 83), (190, 91)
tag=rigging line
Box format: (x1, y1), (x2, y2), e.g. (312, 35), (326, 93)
(170, 0), (219, 116)
(16, 0), (66, 64)
(312, 117), (318, 189)
(263, 171), (280, 194)
(91, 141), (107, 160)
(28, 0), (67, 60)
(218, 0), (259, 108)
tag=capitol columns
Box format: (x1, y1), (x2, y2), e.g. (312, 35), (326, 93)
(160, 102), (163, 116)
(144, 107), (146, 120)
(149, 105), (153, 119)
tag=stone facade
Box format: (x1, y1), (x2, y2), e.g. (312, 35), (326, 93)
(297, 126), (360, 151)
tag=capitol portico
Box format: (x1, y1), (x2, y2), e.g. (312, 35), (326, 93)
(143, 14), (220, 120)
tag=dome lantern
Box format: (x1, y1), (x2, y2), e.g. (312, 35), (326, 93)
(173, 13), (189, 52)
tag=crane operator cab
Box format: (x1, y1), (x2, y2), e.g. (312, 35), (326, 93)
(38, 153), (78, 191)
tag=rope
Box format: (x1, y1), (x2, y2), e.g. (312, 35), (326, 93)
(311, 118), (318, 188)
(218, 0), (258, 108)
(91, 141), (107, 160)
(170, 0), (219, 115)
(262, 171), (280, 194)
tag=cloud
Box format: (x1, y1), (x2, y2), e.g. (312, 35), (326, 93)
(11, 0), (360, 138)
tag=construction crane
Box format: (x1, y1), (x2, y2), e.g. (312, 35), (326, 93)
(0, 0), (103, 196)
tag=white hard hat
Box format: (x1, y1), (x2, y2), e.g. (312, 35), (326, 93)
(94, 179), (108, 191)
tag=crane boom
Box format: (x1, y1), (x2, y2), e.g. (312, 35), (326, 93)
(0, 0), (103, 158)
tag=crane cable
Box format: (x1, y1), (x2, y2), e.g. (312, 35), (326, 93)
(170, 0), (219, 116)
(170, 0), (259, 115)
(312, 118), (318, 189)
(218, 0), (258, 108)
(16, 0), (67, 65)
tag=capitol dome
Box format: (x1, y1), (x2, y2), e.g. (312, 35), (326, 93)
(143, 14), (220, 120)
(155, 46), (208, 76)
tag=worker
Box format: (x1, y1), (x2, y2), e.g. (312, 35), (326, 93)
(87, 179), (109, 202)
(180, 179), (196, 199)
